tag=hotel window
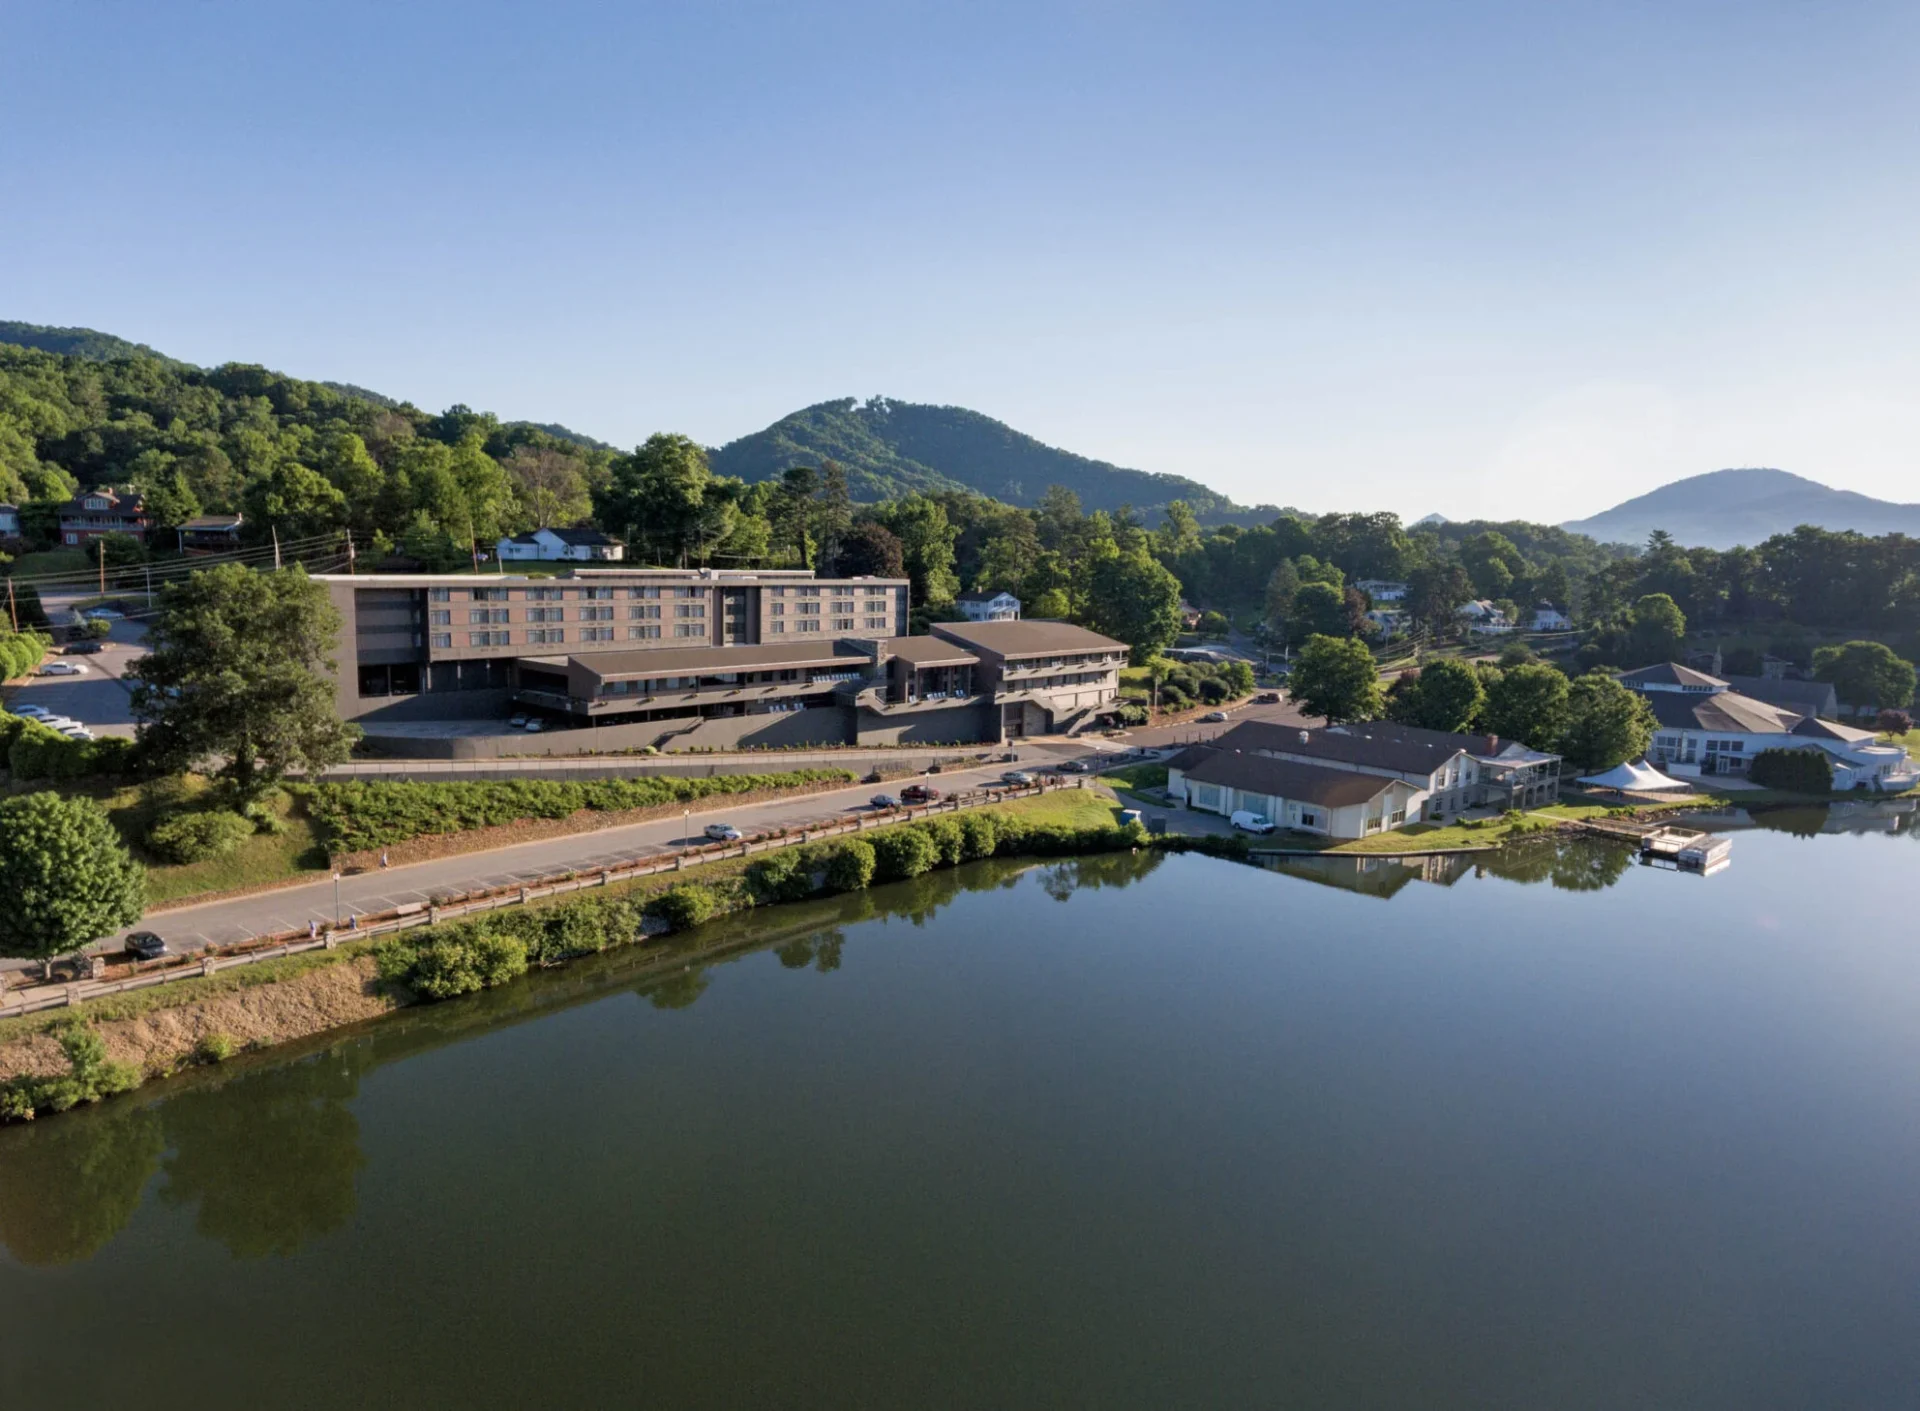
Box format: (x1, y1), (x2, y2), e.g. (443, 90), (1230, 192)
(527, 587), (559, 601)
(675, 586), (701, 597)
(800, 586), (820, 597)
(584, 587), (613, 600)
(628, 586), (661, 599)
(769, 602), (785, 616)
(468, 630), (510, 647)
(430, 610), (451, 626)
(430, 588), (451, 602)
(629, 604), (661, 619)
(581, 605), (613, 622)
(674, 623), (703, 637)
(431, 633), (452, 649)
(629, 625), (662, 640)
(474, 587), (510, 602)
(798, 620), (820, 633)
(832, 598), (854, 614)
(864, 617), (888, 631)
(527, 607), (563, 623)
(768, 621), (786, 633)
(799, 602), (820, 615)
(527, 628), (565, 644)
(834, 618), (854, 631)
(863, 585), (887, 596)
(676, 604), (705, 618)
(469, 608), (509, 625)
(581, 626), (614, 642)
(769, 586), (788, 597)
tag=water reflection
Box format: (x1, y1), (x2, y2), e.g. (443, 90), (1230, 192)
(1260, 836), (1637, 898)
(0, 850), (1168, 1268)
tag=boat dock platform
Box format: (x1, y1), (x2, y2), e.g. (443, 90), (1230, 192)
(1639, 826), (1733, 872)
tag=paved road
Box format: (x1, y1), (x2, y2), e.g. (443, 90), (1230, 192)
(1, 742), (1125, 968)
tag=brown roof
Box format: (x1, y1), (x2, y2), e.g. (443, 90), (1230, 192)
(571, 642), (871, 681)
(1790, 715), (1878, 744)
(1725, 675), (1839, 718)
(930, 619), (1126, 657)
(1213, 718), (1473, 777)
(1641, 688), (1801, 734)
(882, 636), (981, 666)
(1177, 748), (1407, 808)
(1618, 662), (1729, 689)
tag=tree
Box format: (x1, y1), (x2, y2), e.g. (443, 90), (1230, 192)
(1288, 634), (1383, 724)
(1263, 560), (1300, 641)
(1557, 673), (1657, 771)
(0, 792), (145, 966)
(0, 1093), (164, 1266)
(1405, 562), (1473, 631)
(1157, 500), (1202, 559)
(241, 460), (348, 541)
(1084, 549), (1183, 666)
(1876, 708), (1913, 736)
(593, 433), (714, 566)
(1627, 593), (1687, 666)
(1290, 581), (1353, 639)
(1386, 658), (1485, 733)
(1483, 662), (1572, 751)
(831, 520), (906, 580)
(130, 565), (360, 799)
(1196, 610), (1230, 639)
(870, 494), (960, 606)
(1813, 641), (1917, 715)
(502, 446), (589, 529)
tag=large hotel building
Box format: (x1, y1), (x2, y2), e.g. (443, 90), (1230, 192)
(319, 568), (1124, 751)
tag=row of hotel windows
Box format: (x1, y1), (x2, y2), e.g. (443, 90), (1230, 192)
(769, 618), (891, 634)
(434, 605), (703, 626)
(436, 625), (713, 649)
(425, 585), (899, 602)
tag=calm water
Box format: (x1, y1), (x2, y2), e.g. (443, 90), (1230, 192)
(3, 804), (1918, 1409)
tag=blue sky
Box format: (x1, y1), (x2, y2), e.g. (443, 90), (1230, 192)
(5, 1), (1917, 521)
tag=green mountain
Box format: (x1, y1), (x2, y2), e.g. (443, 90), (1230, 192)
(710, 396), (1268, 520)
(0, 320), (185, 366)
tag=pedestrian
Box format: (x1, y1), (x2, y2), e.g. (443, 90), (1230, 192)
(380, 849), (389, 869)
(350, 913), (359, 931)
(308, 919), (317, 940)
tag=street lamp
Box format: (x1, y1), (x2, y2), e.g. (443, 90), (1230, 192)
(333, 871), (342, 927)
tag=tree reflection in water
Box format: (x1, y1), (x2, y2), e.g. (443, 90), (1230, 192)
(0, 1095), (164, 1267)
(156, 1043), (371, 1260)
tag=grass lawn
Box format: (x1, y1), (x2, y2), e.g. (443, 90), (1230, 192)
(1099, 762), (1168, 793)
(7, 549), (89, 579)
(94, 777), (330, 908)
(986, 785), (1128, 828)
(1888, 729), (1920, 764)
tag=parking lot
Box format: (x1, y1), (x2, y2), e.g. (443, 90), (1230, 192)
(1, 620), (148, 738)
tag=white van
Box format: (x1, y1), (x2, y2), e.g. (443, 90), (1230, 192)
(1230, 810), (1275, 834)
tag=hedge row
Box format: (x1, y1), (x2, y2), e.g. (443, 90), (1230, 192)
(373, 809), (1149, 1002)
(0, 712), (137, 781)
(1748, 746), (1835, 793)
(0, 629), (51, 681)
(299, 768), (860, 852)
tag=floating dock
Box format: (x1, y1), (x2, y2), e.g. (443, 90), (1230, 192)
(1638, 826), (1733, 873)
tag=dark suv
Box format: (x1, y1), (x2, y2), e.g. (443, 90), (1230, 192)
(901, 783), (942, 803)
(126, 931), (170, 961)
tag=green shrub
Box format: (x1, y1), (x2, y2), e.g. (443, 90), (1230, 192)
(871, 826), (940, 881)
(146, 809), (256, 864)
(748, 849), (815, 903)
(527, 893), (642, 963)
(1197, 677), (1231, 704)
(652, 883), (723, 931)
(376, 926), (530, 999)
(1112, 703), (1149, 727)
(918, 814), (966, 866)
(7, 720), (66, 780)
(196, 1032), (238, 1064)
(824, 837), (876, 891)
(1748, 747), (1834, 793)
(957, 810), (999, 861)
(1157, 685), (1190, 710)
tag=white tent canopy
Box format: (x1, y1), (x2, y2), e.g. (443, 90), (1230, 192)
(1577, 759), (1688, 792)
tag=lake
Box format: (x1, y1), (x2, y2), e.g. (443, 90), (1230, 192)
(3, 802), (1918, 1409)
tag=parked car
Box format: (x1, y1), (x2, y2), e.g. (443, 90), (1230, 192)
(870, 793), (901, 809)
(1230, 810), (1276, 834)
(65, 640), (105, 655)
(1256, 691), (1282, 704)
(38, 661), (87, 676)
(56, 726), (97, 741)
(523, 719), (545, 733)
(1055, 758), (1090, 773)
(1201, 710), (1229, 723)
(901, 783), (941, 803)
(84, 607), (124, 621)
(125, 931), (170, 961)
(703, 823), (743, 842)
(13, 704), (54, 720)
(507, 714), (529, 728)
(36, 716), (82, 732)
(1001, 770), (1034, 786)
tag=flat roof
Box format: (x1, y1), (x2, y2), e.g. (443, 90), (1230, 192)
(883, 636), (981, 666)
(930, 619), (1126, 656)
(1176, 747), (1408, 809)
(568, 642), (873, 680)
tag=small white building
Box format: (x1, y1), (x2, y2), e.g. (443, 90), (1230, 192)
(0, 503), (18, 537)
(1168, 746), (1424, 839)
(1457, 599), (1513, 634)
(955, 589), (1021, 622)
(1365, 607), (1409, 640)
(496, 528), (625, 563)
(1355, 579), (1407, 603)
(1528, 603), (1571, 631)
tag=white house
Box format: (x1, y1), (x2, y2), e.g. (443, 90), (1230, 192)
(1365, 607), (1410, 640)
(1621, 662), (1917, 791)
(1355, 579), (1407, 603)
(1528, 603), (1571, 631)
(955, 589), (1021, 622)
(1167, 745), (1424, 839)
(0, 503), (18, 537)
(1456, 599), (1514, 633)
(496, 528), (625, 563)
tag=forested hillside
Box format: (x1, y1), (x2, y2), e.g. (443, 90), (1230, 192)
(710, 396), (1269, 521)
(0, 320), (184, 366)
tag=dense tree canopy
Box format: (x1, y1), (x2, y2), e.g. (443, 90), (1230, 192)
(0, 792), (145, 963)
(1289, 635), (1384, 724)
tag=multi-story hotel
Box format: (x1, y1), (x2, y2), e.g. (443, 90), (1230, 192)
(319, 568), (1124, 750)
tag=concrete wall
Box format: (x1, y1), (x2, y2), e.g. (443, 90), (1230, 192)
(660, 709), (854, 753)
(854, 702), (997, 747)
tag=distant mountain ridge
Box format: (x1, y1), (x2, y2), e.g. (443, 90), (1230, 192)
(710, 396), (1273, 521)
(1562, 468), (1920, 550)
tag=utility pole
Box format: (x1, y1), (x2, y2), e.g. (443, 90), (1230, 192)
(6, 575), (16, 632)
(144, 562), (153, 609)
(272, 525), (282, 571)
(98, 540), (106, 596)
(346, 528), (356, 576)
